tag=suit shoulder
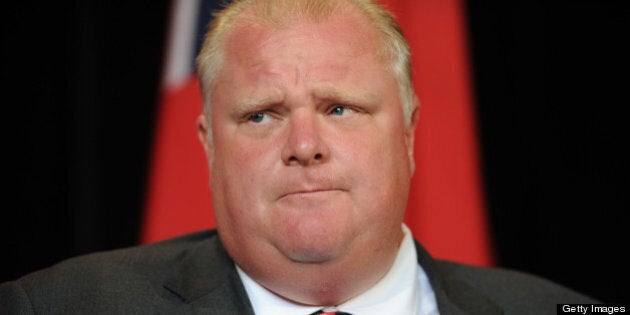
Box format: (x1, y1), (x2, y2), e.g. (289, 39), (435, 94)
(434, 260), (600, 307)
(1, 230), (221, 313)
(21, 229), (218, 279)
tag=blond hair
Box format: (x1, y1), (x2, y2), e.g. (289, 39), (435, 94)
(196, 0), (416, 128)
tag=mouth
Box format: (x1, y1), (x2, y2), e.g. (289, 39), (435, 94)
(278, 188), (343, 200)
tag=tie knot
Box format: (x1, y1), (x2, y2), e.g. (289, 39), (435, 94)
(310, 307), (353, 315)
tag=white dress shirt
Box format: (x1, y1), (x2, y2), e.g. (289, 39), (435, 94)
(236, 224), (439, 315)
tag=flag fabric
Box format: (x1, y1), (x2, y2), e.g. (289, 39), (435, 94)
(142, 0), (494, 266)
(141, 0), (218, 242)
(381, 0), (494, 266)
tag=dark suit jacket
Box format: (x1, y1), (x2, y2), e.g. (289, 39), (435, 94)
(1, 229), (598, 314)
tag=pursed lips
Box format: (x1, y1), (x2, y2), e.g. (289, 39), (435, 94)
(277, 188), (344, 200)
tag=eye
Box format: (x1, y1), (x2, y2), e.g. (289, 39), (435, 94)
(247, 112), (271, 123)
(329, 105), (348, 116)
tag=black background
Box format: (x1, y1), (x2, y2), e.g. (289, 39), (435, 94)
(3, 0), (628, 303)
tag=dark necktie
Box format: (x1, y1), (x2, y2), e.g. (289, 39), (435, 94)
(309, 309), (353, 315)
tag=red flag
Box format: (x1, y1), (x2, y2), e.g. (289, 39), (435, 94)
(381, 0), (494, 266)
(142, 0), (494, 266)
(141, 0), (214, 242)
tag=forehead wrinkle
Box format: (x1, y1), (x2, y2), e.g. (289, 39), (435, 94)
(234, 93), (285, 112)
(312, 86), (381, 107)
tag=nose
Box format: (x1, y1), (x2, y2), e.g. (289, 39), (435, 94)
(281, 112), (330, 166)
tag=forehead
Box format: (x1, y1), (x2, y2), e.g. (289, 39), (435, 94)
(222, 8), (385, 66)
(210, 7), (399, 110)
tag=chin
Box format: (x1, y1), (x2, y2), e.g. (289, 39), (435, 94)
(280, 241), (345, 264)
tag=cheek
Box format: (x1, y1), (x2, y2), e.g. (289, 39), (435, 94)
(212, 125), (278, 176)
(342, 125), (410, 175)
(210, 135), (279, 223)
(342, 127), (411, 213)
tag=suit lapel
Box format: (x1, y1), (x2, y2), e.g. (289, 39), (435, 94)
(163, 231), (255, 314)
(414, 240), (503, 315)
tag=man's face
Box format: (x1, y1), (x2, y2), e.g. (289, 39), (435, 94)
(198, 11), (416, 286)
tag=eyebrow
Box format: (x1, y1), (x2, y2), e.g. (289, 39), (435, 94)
(312, 87), (381, 107)
(233, 94), (284, 113)
(232, 87), (381, 112)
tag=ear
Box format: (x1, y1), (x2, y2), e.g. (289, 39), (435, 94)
(405, 104), (420, 175)
(196, 114), (213, 160)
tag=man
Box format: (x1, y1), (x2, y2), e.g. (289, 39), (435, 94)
(1, 0), (597, 314)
